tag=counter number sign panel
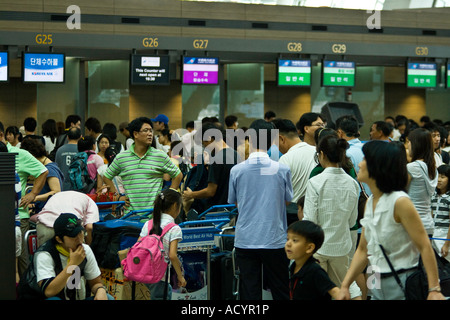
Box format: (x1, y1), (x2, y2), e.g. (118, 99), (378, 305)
(278, 59), (311, 86)
(322, 61), (355, 87)
(23, 53), (65, 83)
(182, 57), (219, 85)
(407, 62), (437, 88)
(0, 52), (8, 82)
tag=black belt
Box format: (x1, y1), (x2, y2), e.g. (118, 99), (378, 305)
(379, 267), (417, 279)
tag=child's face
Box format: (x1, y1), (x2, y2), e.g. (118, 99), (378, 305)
(437, 174), (449, 193)
(285, 231), (314, 261)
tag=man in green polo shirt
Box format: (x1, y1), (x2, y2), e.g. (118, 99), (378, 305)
(103, 117), (182, 216)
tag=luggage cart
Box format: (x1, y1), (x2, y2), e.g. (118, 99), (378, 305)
(176, 218), (231, 300)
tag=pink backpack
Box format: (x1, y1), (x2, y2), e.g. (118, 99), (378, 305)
(122, 220), (176, 284)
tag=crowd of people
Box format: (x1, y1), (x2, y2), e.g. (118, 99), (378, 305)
(1, 109), (450, 301)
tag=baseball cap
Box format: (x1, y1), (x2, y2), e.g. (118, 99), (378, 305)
(151, 114), (169, 125)
(53, 213), (84, 238)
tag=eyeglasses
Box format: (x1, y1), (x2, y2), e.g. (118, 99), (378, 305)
(311, 122), (325, 128)
(139, 128), (153, 134)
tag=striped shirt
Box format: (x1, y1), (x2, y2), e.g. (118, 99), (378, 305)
(431, 191), (450, 232)
(104, 143), (181, 214)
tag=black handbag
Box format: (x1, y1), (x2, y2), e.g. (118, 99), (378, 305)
(380, 244), (450, 299)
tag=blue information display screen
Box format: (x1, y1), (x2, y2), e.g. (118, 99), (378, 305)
(23, 53), (65, 83)
(0, 52), (8, 82)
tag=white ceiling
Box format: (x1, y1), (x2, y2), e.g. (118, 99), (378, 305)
(183, 0), (450, 10)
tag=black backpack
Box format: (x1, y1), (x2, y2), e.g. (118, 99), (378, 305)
(18, 240), (60, 300)
(183, 164), (209, 213)
(18, 239), (87, 300)
(48, 133), (68, 162)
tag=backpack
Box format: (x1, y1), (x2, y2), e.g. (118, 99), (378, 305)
(122, 220), (176, 284)
(17, 239), (87, 300)
(183, 164), (209, 213)
(68, 151), (97, 193)
(48, 133), (68, 161)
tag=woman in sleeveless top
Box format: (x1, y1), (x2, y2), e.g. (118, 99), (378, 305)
(337, 141), (444, 300)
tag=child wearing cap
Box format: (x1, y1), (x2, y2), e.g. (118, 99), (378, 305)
(33, 213), (113, 300)
(285, 220), (340, 300)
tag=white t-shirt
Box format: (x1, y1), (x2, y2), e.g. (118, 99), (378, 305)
(139, 214), (183, 261)
(35, 244), (101, 300)
(279, 141), (317, 202)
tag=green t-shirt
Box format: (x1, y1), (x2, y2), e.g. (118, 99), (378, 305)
(7, 143), (48, 219)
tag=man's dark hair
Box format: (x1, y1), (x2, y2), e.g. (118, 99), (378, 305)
(65, 115), (81, 129)
(272, 119), (298, 139)
(373, 121), (392, 137)
(362, 140), (408, 193)
(67, 127), (82, 140)
(127, 117), (153, 138)
(296, 112), (323, 135)
(85, 117), (102, 134)
(23, 117), (37, 132)
(288, 220), (324, 254)
(335, 115), (360, 138)
(248, 119), (275, 151)
(186, 121), (195, 130)
(201, 121), (224, 142)
(264, 111), (276, 119)
(102, 123), (118, 141)
(225, 115), (238, 127)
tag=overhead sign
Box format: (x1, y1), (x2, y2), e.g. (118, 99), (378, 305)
(130, 55), (170, 85)
(277, 59), (311, 86)
(23, 52), (65, 83)
(0, 52), (8, 82)
(182, 57), (219, 85)
(322, 60), (355, 87)
(406, 62), (437, 88)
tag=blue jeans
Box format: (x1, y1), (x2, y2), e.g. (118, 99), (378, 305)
(145, 281), (172, 300)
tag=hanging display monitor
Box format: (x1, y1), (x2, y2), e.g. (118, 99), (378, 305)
(447, 63), (450, 88)
(407, 62), (437, 88)
(182, 57), (219, 85)
(277, 59), (311, 86)
(0, 51), (8, 82)
(130, 55), (170, 85)
(322, 60), (355, 87)
(23, 52), (65, 83)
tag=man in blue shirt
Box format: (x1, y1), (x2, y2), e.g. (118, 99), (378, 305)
(228, 119), (293, 300)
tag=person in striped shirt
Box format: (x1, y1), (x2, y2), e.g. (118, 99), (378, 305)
(103, 117), (182, 217)
(431, 164), (450, 262)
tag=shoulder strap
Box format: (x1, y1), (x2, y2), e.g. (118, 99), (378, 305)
(146, 220), (177, 237)
(160, 222), (177, 238)
(379, 244), (405, 293)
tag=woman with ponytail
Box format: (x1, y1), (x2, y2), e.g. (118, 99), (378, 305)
(302, 134), (361, 299)
(138, 188), (187, 300)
